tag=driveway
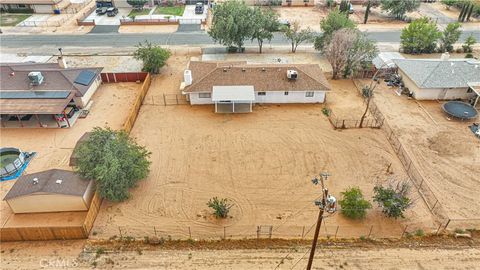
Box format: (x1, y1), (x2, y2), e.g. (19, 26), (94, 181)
(84, 8), (130, 26)
(418, 3), (456, 25)
(181, 4), (207, 23)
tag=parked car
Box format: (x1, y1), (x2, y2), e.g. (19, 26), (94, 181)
(106, 7), (118, 17)
(195, 2), (204, 14)
(96, 7), (108, 15)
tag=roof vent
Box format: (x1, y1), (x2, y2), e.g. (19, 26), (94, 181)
(32, 178), (39, 185)
(28, 71), (44, 86)
(287, 70), (298, 80)
(56, 179), (63, 184)
(223, 68), (227, 72)
(242, 68), (246, 72)
(262, 68), (266, 72)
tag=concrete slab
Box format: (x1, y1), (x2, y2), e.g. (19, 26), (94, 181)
(89, 25), (120, 33)
(85, 8), (130, 25)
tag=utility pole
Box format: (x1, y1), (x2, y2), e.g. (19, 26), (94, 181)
(306, 173), (337, 270)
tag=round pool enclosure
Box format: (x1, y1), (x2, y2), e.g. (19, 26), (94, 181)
(0, 147), (34, 181)
(442, 101), (478, 120)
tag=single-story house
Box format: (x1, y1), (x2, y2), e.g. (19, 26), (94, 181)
(3, 169), (95, 214)
(0, 0), (70, 13)
(0, 59), (103, 128)
(181, 61), (331, 113)
(394, 58), (480, 104)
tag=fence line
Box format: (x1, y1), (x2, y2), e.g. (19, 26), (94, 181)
(143, 94), (188, 106)
(123, 73), (152, 133)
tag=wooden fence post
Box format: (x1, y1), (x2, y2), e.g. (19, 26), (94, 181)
(153, 226), (157, 236)
(436, 223), (442, 235)
(443, 219), (451, 230)
(223, 226), (226, 240)
(335, 225), (339, 239)
(367, 225), (373, 238)
(401, 225), (408, 238)
(301, 226), (305, 239)
(163, 94), (167, 105)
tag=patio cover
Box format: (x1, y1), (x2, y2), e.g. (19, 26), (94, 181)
(212, 86), (255, 102)
(0, 91), (75, 115)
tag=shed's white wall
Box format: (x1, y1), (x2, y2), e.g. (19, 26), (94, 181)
(400, 70), (477, 100)
(6, 193), (88, 214)
(188, 91), (326, 105)
(32, 4), (54, 13)
(73, 75), (102, 108)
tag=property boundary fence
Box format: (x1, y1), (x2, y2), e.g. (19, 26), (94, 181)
(18, 17), (68, 27)
(101, 72), (148, 83)
(143, 94), (188, 106)
(119, 18), (206, 25)
(0, 191), (102, 242)
(76, 5), (96, 26)
(122, 73), (151, 133)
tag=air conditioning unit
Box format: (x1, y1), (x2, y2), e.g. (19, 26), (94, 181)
(287, 70), (298, 80)
(28, 71), (44, 86)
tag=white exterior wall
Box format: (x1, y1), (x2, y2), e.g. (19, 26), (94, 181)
(73, 75), (102, 108)
(400, 70), (476, 100)
(6, 194), (88, 214)
(32, 4), (54, 13)
(188, 91), (326, 105)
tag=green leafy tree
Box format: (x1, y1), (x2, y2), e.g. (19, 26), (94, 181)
(380, 0), (420, 20)
(439, 22), (462, 53)
(283, 21), (315, 53)
(127, 0), (148, 10)
(251, 8), (279, 53)
(373, 181), (412, 219)
(208, 0), (254, 52)
(133, 41), (171, 74)
(207, 197), (233, 218)
(76, 127), (151, 202)
(314, 10), (355, 50)
(462, 34), (477, 53)
(339, 187), (372, 219)
(400, 17), (441, 54)
(364, 0), (380, 24)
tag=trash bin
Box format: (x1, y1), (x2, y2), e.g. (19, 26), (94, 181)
(54, 9), (60, 14)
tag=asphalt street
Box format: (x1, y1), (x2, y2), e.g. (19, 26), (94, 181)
(1, 30), (479, 48)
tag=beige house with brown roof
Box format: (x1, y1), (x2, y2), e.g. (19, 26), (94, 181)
(0, 0), (70, 13)
(181, 61), (331, 113)
(4, 169), (95, 214)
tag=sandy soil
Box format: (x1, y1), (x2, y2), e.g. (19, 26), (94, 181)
(118, 25), (178, 33)
(1, 238), (480, 270)
(47, 55), (143, 73)
(91, 54), (434, 241)
(367, 81), (480, 223)
(0, 83), (140, 226)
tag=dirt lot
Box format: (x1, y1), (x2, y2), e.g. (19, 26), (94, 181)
(0, 83), (140, 227)
(367, 81), (480, 222)
(47, 55), (143, 73)
(91, 53), (434, 240)
(1, 237), (480, 269)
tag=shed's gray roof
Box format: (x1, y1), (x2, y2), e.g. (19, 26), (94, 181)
(4, 169), (91, 200)
(394, 59), (480, 89)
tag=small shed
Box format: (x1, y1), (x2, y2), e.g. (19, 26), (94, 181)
(3, 169), (95, 214)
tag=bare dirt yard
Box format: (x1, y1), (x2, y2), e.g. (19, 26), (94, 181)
(364, 80), (480, 226)
(91, 53), (435, 241)
(0, 82), (141, 227)
(1, 236), (480, 270)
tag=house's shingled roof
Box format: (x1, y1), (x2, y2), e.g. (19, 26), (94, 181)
(394, 59), (480, 89)
(4, 169), (92, 200)
(0, 62), (103, 97)
(183, 61), (331, 93)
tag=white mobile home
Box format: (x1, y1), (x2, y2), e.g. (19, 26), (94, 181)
(181, 61), (331, 113)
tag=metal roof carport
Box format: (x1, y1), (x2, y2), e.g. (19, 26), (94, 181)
(212, 86), (255, 113)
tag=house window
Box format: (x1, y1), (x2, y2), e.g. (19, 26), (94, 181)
(258, 92), (266, 96)
(284, 91), (289, 95)
(199, 93), (211, 98)
(305, 92), (314, 97)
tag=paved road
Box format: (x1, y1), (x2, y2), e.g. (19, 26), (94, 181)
(1, 30), (479, 48)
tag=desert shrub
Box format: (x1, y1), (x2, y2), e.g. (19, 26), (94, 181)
(465, 53), (474, 58)
(207, 197), (233, 218)
(415, 229), (425, 237)
(462, 34), (477, 53)
(455, 228), (466, 234)
(339, 187), (372, 219)
(373, 181), (412, 219)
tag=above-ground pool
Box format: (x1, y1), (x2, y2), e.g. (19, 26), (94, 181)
(0, 147), (35, 181)
(442, 101), (478, 120)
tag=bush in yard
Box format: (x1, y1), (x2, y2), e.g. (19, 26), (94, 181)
(400, 17), (441, 54)
(439, 22), (462, 53)
(207, 197), (233, 218)
(373, 180), (412, 219)
(380, 0), (421, 20)
(462, 34), (477, 53)
(76, 127), (151, 202)
(339, 187), (372, 219)
(283, 21), (315, 53)
(127, 0), (148, 10)
(134, 41), (171, 74)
